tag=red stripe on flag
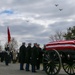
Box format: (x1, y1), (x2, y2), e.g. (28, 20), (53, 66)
(7, 27), (11, 43)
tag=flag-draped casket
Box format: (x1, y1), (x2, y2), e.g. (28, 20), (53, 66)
(45, 40), (75, 50)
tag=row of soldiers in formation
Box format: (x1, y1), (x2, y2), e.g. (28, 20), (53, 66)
(0, 42), (46, 73)
(19, 42), (45, 73)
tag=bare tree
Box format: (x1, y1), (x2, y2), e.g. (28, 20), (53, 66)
(9, 37), (18, 51)
(5, 37), (18, 51)
(49, 31), (64, 42)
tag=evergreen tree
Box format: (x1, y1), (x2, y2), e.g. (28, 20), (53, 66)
(63, 26), (75, 40)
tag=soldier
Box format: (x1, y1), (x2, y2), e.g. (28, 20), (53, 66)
(25, 43), (32, 71)
(31, 43), (39, 72)
(0, 45), (3, 62)
(36, 44), (43, 70)
(42, 44), (46, 71)
(19, 42), (26, 70)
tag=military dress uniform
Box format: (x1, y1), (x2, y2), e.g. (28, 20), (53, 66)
(19, 42), (26, 70)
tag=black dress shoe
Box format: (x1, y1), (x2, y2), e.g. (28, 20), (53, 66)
(26, 70), (30, 71)
(20, 69), (24, 70)
(32, 71), (37, 73)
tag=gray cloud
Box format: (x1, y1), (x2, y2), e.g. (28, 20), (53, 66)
(0, 0), (75, 47)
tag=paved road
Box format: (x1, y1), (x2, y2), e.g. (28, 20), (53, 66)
(0, 62), (68, 75)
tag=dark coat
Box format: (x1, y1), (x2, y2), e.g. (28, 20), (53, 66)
(19, 45), (26, 63)
(25, 46), (32, 63)
(4, 47), (10, 63)
(31, 46), (39, 65)
(37, 47), (43, 63)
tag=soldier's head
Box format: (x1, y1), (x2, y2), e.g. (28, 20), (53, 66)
(28, 43), (31, 46)
(34, 43), (37, 47)
(22, 42), (25, 45)
(37, 44), (40, 47)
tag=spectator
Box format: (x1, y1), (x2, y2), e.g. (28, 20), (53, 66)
(12, 50), (17, 63)
(4, 44), (10, 66)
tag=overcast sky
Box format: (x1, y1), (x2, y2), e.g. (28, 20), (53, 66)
(0, 0), (75, 47)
